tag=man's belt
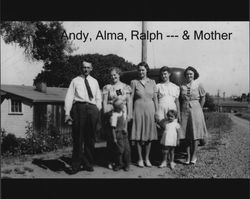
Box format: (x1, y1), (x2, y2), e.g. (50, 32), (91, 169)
(75, 101), (96, 106)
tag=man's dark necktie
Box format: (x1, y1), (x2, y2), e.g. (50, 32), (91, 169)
(84, 77), (93, 100)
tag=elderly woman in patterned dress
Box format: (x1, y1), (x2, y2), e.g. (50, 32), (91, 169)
(180, 66), (208, 165)
(102, 67), (132, 169)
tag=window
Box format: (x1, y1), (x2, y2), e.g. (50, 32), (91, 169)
(9, 99), (22, 114)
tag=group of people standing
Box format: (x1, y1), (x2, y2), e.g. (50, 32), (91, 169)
(64, 60), (208, 174)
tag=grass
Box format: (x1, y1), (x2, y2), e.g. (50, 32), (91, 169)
(204, 112), (233, 132)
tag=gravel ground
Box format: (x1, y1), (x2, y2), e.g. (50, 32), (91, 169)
(1, 113), (249, 178)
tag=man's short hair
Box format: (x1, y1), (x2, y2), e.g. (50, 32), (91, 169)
(82, 61), (92, 67)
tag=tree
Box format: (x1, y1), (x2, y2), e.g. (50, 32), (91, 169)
(34, 53), (137, 88)
(1, 22), (136, 88)
(241, 93), (247, 102)
(204, 93), (216, 111)
(0, 21), (73, 63)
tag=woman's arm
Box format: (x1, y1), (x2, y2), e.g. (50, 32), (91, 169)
(129, 81), (136, 118)
(152, 81), (159, 115)
(175, 97), (181, 122)
(102, 89), (114, 114)
(102, 92), (109, 113)
(200, 95), (206, 108)
(198, 83), (206, 108)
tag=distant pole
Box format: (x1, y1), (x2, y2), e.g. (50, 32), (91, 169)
(217, 89), (220, 112)
(142, 21), (147, 63)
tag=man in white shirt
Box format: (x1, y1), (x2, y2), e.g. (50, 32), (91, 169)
(64, 61), (102, 174)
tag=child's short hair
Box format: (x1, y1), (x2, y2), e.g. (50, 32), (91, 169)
(166, 109), (177, 118)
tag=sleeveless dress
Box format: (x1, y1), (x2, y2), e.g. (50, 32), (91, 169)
(156, 82), (180, 121)
(180, 80), (208, 140)
(130, 78), (158, 141)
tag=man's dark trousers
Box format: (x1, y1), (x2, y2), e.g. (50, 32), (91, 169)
(71, 102), (99, 169)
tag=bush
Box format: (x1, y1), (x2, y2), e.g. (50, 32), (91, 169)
(1, 122), (72, 156)
(204, 93), (216, 111)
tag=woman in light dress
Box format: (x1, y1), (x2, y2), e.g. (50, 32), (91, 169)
(180, 66), (208, 164)
(156, 66), (180, 123)
(102, 67), (132, 169)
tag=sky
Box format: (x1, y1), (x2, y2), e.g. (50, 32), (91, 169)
(1, 21), (249, 97)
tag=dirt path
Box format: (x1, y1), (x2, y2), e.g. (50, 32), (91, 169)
(1, 113), (249, 178)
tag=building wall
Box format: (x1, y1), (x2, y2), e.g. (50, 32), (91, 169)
(1, 98), (33, 138)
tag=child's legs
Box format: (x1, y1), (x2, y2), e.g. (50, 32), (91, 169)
(116, 137), (124, 167)
(122, 136), (131, 167)
(162, 146), (169, 162)
(106, 139), (115, 164)
(169, 147), (175, 163)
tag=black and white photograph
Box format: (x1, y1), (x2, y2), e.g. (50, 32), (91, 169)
(1, 21), (249, 179)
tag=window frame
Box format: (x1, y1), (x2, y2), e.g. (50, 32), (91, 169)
(8, 99), (23, 115)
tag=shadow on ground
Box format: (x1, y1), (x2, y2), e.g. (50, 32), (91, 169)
(31, 141), (188, 173)
(31, 147), (109, 174)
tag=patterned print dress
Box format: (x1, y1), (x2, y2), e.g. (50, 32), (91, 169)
(102, 82), (131, 116)
(130, 78), (158, 141)
(180, 80), (208, 140)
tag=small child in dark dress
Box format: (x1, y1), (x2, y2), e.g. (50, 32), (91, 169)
(110, 98), (131, 171)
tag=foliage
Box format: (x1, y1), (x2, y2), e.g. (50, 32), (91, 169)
(1, 21), (136, 88)
(204, 93), (216, 111)
(0, 21), (73, 63)
(1, 122), (72, 157)
(34, 53), (137, 88)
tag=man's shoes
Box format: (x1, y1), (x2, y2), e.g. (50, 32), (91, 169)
(113, 165), (121, 171)
(68, 167), (80, 175)
(82, 164), (94, 172)
(123, 166), (130, 172)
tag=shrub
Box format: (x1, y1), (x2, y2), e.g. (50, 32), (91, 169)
(1, 122), (72, 156)
(204, 93), (216, 111)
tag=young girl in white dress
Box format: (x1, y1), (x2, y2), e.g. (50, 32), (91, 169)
(159, 110), (182, 169)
